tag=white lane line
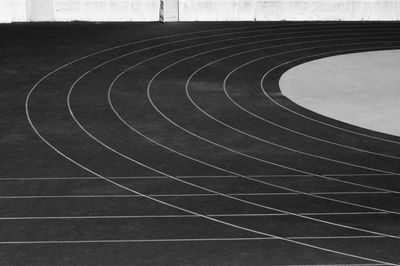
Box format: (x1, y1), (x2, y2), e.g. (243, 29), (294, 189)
(323, 173), (395, 177)
(0, 174), (302, 180)
(181, 40), (400, 195)
(0, 235), (393, 245)
(0, 212), (388, 220)
(186, 47), (400, 195)
(284, 264), (385, 266)
(210, 212), (387, 217)
(72, 29), (400, 263)
(261, 52), (400, 146)
(29, 24), (393, 265)
(101, 29), (400, 222)
(0, 238), (280, 245)
(97, 31), (399, 207)
(185, 41), (400, 175)
(223, 53), (400, 162)
(144, 40), (400, 212)
(134, 32), (400, 193)
(142, 36), (400, 204)
(109, 33), (400, 244)
(102, 33), (400, 237)
(251, 173), (394, 177)
(0, 172), (394, 181)
(0, 191), (393, 199)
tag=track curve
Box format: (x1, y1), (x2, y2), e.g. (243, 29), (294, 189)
(25, 22), (400, 265)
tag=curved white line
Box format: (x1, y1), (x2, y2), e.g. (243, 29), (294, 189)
(141, 39), (398, 202)
(103, 34), (400, 231)
(26, 23), (396, 265)
(186, 44), (400, 186)
(183, 42), (400, 193)
(0, 211), (388, 220)
(68, 54), (400, 266)
(68, 41), (400, 248)
(110, 31), (400, 184)
(0, 235), (392, 245)
(138, 42), (400, 220)
(103, 29), (400, 198)
(96, 30), (400, 217)
(222, 52), (400, 162)
(104, 29), (400, 202)
(0, 191), (392, 199)
(0, 172), (393, 180)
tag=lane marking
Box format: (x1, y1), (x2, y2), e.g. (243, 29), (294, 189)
(96, 27), (400, 242)
(223, 52), (400, 163)
(179, 40), (400, 195)
(0, 212), (388, 220)
(284, 264), (385, 266)
(0, 172), (394, 181)
(0, 191), (393, 199)
(27, 23), (395, 265)
(115, 35), (400, 220)
(143, 40), (400, 215)
(27, 24), (400, 265)
(0, 235), (393, 245)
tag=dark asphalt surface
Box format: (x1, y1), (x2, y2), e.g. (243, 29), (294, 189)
(1, 21), (400, 265)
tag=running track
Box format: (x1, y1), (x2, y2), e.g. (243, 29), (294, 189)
(1, 22), (400, 265)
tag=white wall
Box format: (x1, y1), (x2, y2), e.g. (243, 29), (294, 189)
(0, 0), (160, 22)
(179, 0), (400, 21)
(0, 0), (27, 23)
(27, 0), (54, 21)
(53, 0), (159, 21)
(255, 0), (400, 21)
(179, 0), (256, 21)
(1, 0), (400, 23)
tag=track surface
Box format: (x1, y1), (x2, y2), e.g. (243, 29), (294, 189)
(1, 22), (400, 265)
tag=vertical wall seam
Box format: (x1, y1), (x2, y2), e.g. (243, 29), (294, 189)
(25, 0), (29, 21)
(52, 0), (55, 21)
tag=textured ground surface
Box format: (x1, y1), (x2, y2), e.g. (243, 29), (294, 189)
(1, 21), (400, 265)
